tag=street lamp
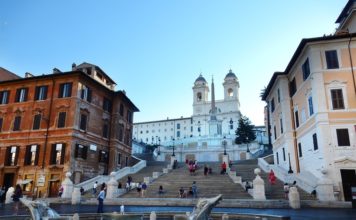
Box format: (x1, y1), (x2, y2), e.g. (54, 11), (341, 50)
(158, 137), (161, 155)
(222, 136), (227, 155)
(172, 138), (175, 156)
(288, 153), (293, 174)
(246, 137), (250, 153)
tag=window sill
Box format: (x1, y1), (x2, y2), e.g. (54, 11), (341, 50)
(48, 164), (64, 168)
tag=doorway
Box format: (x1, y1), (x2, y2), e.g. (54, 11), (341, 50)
(340, 169), (356, 201)
(48, 174), (60, 197)
(3, 173), (15, 191)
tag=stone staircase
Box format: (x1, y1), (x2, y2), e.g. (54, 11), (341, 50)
(121, 162), (251, 199)
(232, 159), (315, 200)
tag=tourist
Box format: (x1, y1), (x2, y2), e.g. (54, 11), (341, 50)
(125, 182), (130, 192)
(137, 182), (142, 196)
(268, 170), (276, 185)
(120, 204), (125, 215)
(80, 187), (84, 195)
(229, 160), (233, 168)
(127, 176), (132, 185)
(283, 183), (289, 199)
(204, 164), (208, 176)
(93, 181), (98, 195)
(0, 186), (4, 202)
(188, 187), (193, 197)
(141, 182), (147, 197)
(118, 182), (122, 189)
(192, 181), (198, 198)
(158, 185), (164, 195)
(58, 185), (64, 197)
(245, 181), (252, 192)
(208, 166), (212, 174)
(12, 184), (23, 214)
(179, 187), (185, 198)
(101, 182), (107, 196)
(221, 162), (227, 174)
(97, 185), (106, 213)
(311, 189), (317, 199)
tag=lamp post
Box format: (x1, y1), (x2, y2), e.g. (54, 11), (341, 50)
(246, 137), (250, 153)
(288, 153), (293, 174)
(158, 138), (161, 155)
(172, 138), (175, 156)
(222, 136), (227, 155)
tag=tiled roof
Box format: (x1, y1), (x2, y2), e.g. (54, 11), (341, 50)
(0, 67), (21, 82)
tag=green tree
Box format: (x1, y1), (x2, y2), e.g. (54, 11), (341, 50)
(235, 116), (256, 145)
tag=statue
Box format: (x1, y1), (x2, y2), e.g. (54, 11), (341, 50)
(188, 194), (222, 220)
(20, 198), (61, 220)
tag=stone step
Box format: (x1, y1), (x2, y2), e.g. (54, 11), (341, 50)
(121, 162), (252, 199)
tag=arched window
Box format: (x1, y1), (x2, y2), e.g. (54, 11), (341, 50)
(197, 92), (202, 101)
(228, 88), (233, 97)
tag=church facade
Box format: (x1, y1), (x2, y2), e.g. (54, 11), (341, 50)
(133, 70), (241, 146)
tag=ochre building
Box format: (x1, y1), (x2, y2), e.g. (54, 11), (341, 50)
(0, 63), (138, 198)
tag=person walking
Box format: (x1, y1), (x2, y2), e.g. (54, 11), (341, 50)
(58, 185), (64, 197)
(97, 185), (106, 213)
(192, 181), (198, 198)
(204, 164), (208, 176)
(93, 181), (98, 195)
(12, 184), (22, 214)
(158, 185), (164, 195)
(221, 162), (227, 174)
(141, 182), (147, 197)
(136, 182), (142, 196)
(283, 183), (289, 199)
(268, 170), (276, 185)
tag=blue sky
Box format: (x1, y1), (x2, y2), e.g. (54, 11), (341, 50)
(0, 0), (347, 125)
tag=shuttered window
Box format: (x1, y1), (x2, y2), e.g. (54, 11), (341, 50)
(33, 114), (41, 130)
(325, 50), (339, 69)
(336, 129), (350, 146)
(57, 112), (66, 128)
(58, 83), (72, 98)
(34, 86), (48, 101)
(13, 116), (21, 131)
(331, 89), (345, 110)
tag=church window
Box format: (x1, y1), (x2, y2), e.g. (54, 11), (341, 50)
(177, 124), (180, 129)
(228, 88), (233, 97)
(177, 131), (180, 137)
(197, 92), (202, 101)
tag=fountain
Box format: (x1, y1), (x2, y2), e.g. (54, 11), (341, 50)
(20, 198), (63, 220)
(187, 194), (222, 220)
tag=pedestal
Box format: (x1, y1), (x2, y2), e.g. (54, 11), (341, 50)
(316, 169), (336, 201)
(61, 172), (73, 199)
(289, 186), (301, 209)
(252, 168), (266, 200)
(107, 172), (118, 199)
(71, 187), (81, 204)
(170, 156), (176, 167)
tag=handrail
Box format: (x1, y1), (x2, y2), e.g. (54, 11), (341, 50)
(75, 160), (146, 191)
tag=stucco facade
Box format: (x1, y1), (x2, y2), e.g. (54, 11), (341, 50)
(263, 0), (356, 201)
(133, 70), (241, 146)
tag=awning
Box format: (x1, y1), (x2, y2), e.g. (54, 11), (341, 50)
(48, 178), (59, 182)
(19, 179), (33, 185)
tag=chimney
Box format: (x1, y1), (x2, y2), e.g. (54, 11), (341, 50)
(25, 72), (34, 78)
(53, 68), (61, 74)
(72, 63), (76, 70)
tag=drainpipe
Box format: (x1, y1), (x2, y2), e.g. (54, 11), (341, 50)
(42, 77), (55, 169)
(348, 34), (356, 95)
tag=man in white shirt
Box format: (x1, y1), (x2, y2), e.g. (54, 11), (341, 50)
(93, 181), (98, 195)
